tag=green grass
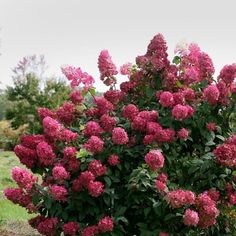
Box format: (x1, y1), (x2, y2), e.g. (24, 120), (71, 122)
(0, 151), (40, 235)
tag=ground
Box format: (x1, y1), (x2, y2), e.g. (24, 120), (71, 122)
(0, 151), (40, 236)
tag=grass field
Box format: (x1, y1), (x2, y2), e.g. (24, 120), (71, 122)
(0, 151), (40, 236)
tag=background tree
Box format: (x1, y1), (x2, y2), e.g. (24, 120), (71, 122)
(5, 55), (71, 134)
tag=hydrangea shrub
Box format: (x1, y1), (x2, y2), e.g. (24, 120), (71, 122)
(4, 34), (236, 236)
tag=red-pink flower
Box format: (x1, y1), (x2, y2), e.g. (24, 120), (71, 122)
(88, 160), (107, 177)
(203, 85), (220, 105)
(37, 217), (58, 236)
(14, 145), (37, 169)
(43, 116), (61, 138)
(59, 129), (78, 143)
(70, 90), (83, 104)
(177, 128), (189, 140)
(218, 64), (236, 84)
(183, 209), (199, 226)
(56, 102), (75, 124)
(104, 89), (125, 104)
(36, 141), (56, 166)
(50, 185), (68, 201)
(159, 91), (174, 107)
(88, 181), (104, 197)
(63, 222), (80, 236)
(38, 108), (56, 120)
(98, 216), (114, 232)
(120, 62), (132, 76)
(52, 166), (70, 181)
(112, 127), (129, 145)
(12, 167), (37, 192)
(98, 50), (118, 84)
(84, 136), (104, 153)
(99, 114), (117, 132)
(108, 154), (120, 166)
(81, 226), (99, 236)
(123, 104), (139, 120)
(172, 104), (189, 121)
(155, 180), (166, 194)
(206, 122), (216, 132)
(144, 150), (164, 171)
(84, 121), (103, 137)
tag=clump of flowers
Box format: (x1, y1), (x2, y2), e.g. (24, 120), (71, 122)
(5, 33), (236, 235)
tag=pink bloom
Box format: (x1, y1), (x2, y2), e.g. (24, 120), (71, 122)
(56, 102), (75, 124)
(183, 209), (199, 226)
(203, 85), (220, 105)
(36, 141), (56, 166)
(81, 226), (99, 236)
(84, 121), (103, 137)
(20, 134), (45, 149)
(38, 108), (56, 120)
(183, 88), (195, 101)
(120, 62), (132, 76)
(84, 136), (104, 153)
(12, 167), (37, 192)
(43, 116), (61, 138)
(173, 92), (185, 105)
(98, 50), (118, 84)
(79, 171), (95, 188)
(155, 180), (166, 194)
(99, 114), (117, 132)
(52, 166), (70, 181)
(218, 64), (236, 84)
(213, 144), (236, 167)
(63, 222), (80, 236)
(177, 128), (189, 140)
(112, 127), (129, 145)
(59, 129), (78, 143)
(123, 104), (139, 120)
(183, 67), (199, 85)
(94, 97), (114, 115)
(98, 216), (114, 232)
(159, 233), (169, 236)
(14, 145), (37, 169)
(70, 90), (83, 104)
(198, 52), (215, 79)
(88, 181), (104, 197)
(63, 147), (77, 159)
(88, 160), (107, 177)
(158, 173), (168, 183)
(166, 189), (195, 208)
(146, 122), (162, 135)
(108, 154), (120, 166)
(4, 188), (30, 206)
(120, 81), (136, 93)
(61, 65), (94, 89)
(37, 218), (58, 236)
(50, 185), (68, 201)
(206, 122), (216, 132)
(104, 89), (124, 104)
(144, 150), (164, 171)
(172, 104), (189, 121)
(143, 134), (155, 145)
(159, 91), (174, 107)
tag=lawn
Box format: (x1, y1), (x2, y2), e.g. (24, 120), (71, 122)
(0, 151), (40, 236)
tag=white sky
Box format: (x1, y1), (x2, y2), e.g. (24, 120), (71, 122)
(0, 0), (236, 91)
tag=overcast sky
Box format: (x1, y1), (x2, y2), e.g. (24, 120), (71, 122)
(0, 0), (236, 91)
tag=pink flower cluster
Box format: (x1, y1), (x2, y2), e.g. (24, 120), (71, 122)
(166, 189), (195, 208)
(144, 149), (165, 171)
(84, 136), (104, 154)
(112, 127), (129, 145)
(213, 135), (236, 167)
(12, 167), (37, 192)
(155, 173), (168, 194)
(196, 193), (219, 228)
(61, 65), (95, 90)
(183, 209), (199, 226)
(98, 50), (118, 85)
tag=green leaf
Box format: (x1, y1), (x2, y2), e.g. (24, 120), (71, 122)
(89, 87), (96, 96)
